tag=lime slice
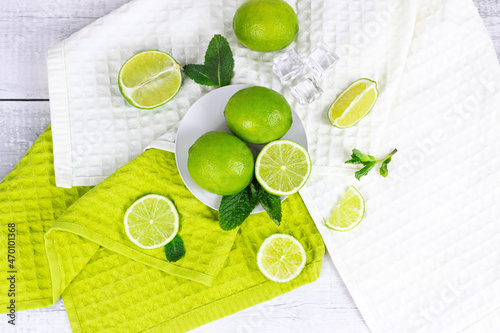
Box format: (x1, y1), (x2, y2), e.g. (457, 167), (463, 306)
(326, 186), (365, 232)
(118, 50), (182, 109)
(255, 140), (312, 196)
(257, 234), (306, 283)
(124, 194), (179, 249)
(328, 78), (379, 128)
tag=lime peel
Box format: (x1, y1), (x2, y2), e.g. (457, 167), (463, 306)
(233, 0), (299, 52)
(224, 86), (292, 144)
(188, 131), (255, 196)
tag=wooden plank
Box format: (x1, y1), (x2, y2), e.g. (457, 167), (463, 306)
(1, 0), (500, 99)
(473, 0), (500, 17)
(0, 101), (50, 178)
(0, 0), (499, 332)
(0, 298), (72, 333)
(473, 0), (500, 57)
(0, 0), (131, 99)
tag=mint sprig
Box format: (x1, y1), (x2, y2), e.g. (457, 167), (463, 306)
(165, 234), (185, 262)
(219, 179), (283, 231)
(345, 148), (397, 180)
(183, 34), (234, 88)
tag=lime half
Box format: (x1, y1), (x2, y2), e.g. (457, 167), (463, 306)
(124, 194), (179, 249)
(119, 50), (182, 109)
(328, 78), (378, 128)
(255, 140), (311, 196)
(326, 186), (365, 232)
(257, 234), (306, 283)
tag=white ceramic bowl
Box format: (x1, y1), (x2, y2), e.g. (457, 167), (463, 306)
(175, 84), (308, 213)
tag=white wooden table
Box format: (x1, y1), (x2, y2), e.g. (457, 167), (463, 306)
(1, 1), (499, 332)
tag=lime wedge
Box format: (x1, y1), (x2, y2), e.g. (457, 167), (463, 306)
(255, 140), (312, 196)
(124, 194), (179, 249)
(118, 50), (182, 109)
(257, 234), (306, 283)
(328, 78), (378, 128)
(326, 186), (365, 232)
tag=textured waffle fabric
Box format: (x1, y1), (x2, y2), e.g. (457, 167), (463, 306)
(301, 0), (500, 332)
(44, 0), (500, 331)
(0, 128), (325, 332)
(48, 0), (415, 188)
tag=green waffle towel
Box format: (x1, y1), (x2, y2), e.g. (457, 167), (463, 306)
(0, 127), (324, 332)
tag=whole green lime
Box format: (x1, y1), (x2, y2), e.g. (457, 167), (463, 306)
(233, 0), (299, 52)
(224, 86), (293, 144)
(188, 131), (254, 196)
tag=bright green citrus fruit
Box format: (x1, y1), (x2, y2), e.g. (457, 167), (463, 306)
(124, 194), (179, 249)
(118, 50), (182, 109)
(233, 0), (299, 52)
(255, 140), (311, 196)
(328, 78), (379, 128)
(188, 131), (254, 196)
(326, 186), (365, 232)
(224, 86), (293, 144)
(257, 234), (306, 283)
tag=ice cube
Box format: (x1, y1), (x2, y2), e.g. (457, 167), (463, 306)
(305, 43), (340, 78)
(291, 77), (323, 105)
(273, 49), (305, 84)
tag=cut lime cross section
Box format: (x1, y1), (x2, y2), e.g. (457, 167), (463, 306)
(326, 186), (365, 232)
(124, 194), (179, 249)
(255, 140), (312, 196)
(119, 50), (182, 109)
(328, 78), (378, 128)
(257, 234), (306, 283)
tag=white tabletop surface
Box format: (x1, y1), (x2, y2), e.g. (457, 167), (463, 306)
(1, 1), (499, 332)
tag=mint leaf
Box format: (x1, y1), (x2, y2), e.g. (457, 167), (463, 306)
(219, 184), (258, 231)
(344, 158), (359, 165)
(355, 162), (376, 180)
(183, 64), (214, 86)
(165, 234), (185, 262)
(379, 156), (392, 177)
(347, 149), (397, 180)
(183, 34), (234, 88)
(204, 34), (234, 87)
(345, 149), (376, 164)
(253, 179), (282, 226)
